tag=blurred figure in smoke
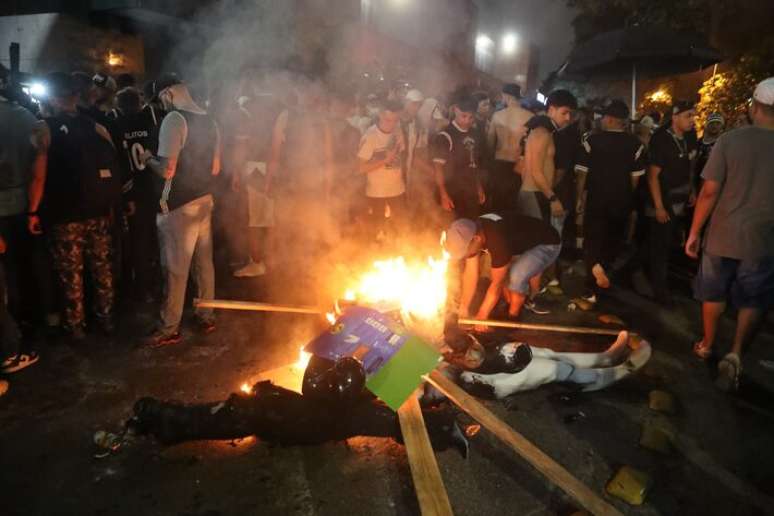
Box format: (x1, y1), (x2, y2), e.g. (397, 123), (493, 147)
(141, 75), (221, 347)
(265, 80), (335, 283)
(431, 97), (485, 220)
(328, 89), (363, 237)
(142, 79), (168, 128)
(357, 99), (407, 244)
(226, 72), (283, 278)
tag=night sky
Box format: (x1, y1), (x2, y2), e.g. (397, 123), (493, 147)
(476, 0), (577, 80)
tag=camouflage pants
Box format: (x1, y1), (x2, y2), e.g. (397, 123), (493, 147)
(50, 217), (114, 331)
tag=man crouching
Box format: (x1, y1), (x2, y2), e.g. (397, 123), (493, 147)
(444, 211), (561, 329)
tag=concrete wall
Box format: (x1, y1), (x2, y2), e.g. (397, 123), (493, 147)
(0, 12), (144, 78)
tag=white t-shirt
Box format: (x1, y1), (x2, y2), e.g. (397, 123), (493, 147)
(357, 124), (405, 198)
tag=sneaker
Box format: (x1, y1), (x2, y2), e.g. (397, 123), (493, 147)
(581, 291), (598, 304)
(1, 352), (39, 373)
(144, 329), (183, 348)
(193, 317), (216, 335)
(524, 299), (551, 315)
(233, 260), (267, 278)
(0, 379), (8, 397)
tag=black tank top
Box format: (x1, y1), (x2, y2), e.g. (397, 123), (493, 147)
(155, 110), (217, 213)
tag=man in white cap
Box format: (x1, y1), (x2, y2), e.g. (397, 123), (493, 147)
(443, 210), (560, 326)
(686, 77), (774, 392)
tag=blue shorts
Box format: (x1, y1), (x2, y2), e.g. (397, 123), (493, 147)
(694, 251), (774, 309)
(508, 244), (562, 294)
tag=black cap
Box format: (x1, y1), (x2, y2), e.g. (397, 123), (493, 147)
(153, 73), (182, 97)
(502, 83), (522, 98)
(46, 72), (77, 97)
(671, 100), (695, 115)
(602, 99), (630, 119)
(455, 96), (478, 114)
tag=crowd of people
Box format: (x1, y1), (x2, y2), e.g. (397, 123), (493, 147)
(0, 63), (772, 396)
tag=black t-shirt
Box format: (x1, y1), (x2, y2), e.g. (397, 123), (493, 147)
(575, 130), (646, 213)
(553, 121), (582, 207)
(648, 127), (697, 207)
(479, 211), (560, 268)
(109, 109), (160, 203)
(695, 137), (716, 188)
(430, 121), (480, 192)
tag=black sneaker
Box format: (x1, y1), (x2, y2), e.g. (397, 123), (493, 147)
(193, 318), (216, 335)
(524, 299), (551, 315)
(144, 330), (183, 348)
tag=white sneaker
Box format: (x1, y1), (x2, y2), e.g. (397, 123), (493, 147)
(233, 261), (266, 278)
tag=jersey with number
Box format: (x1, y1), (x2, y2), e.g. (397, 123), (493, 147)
(109, 109), (160, 203)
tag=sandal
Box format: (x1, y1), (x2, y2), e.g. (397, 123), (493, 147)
(692, 340), (713, 360)
(716, 353), (741, 393)
(2, 351), (39, 373)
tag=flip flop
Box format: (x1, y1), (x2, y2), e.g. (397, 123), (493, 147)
(1, 351), (39, 374)
(692, 340), (713, 360)
(716, 353), (741, 393)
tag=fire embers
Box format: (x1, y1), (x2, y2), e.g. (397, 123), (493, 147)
(444, 331), (533, 375)
(301, 355), (367, 403)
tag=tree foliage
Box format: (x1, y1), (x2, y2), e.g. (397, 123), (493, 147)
(695, 54), (772, 133)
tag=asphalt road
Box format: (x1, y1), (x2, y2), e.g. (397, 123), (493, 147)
(2, 260), (773, 516)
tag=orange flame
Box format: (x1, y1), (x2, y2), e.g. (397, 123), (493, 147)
(295, 347), (312, 370)
(240, 382), (251, 394)
(326, 312), (336, 325)
(343, 251), (449, 319)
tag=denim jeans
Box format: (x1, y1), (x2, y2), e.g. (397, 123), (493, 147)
(157, 195), (215, 334)
(508, 244), (562, 294)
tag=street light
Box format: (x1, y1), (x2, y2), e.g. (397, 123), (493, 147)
(476, 34), (494, 53)
(501, 33), (517, 54)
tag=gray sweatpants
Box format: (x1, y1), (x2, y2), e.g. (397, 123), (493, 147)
(157, 195), (215, 334)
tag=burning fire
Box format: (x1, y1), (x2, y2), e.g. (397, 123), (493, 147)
(295, 347), (312, 370)
(343, 253), (449, 319)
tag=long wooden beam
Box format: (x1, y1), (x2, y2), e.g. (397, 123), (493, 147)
(195, 299), (626, 336)
(397, 394), (454, 516)
(425, 369), (622, 516)
(458, 318), (626, 336)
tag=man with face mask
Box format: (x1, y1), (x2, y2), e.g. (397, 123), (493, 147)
(694, 112), (725, 191)
(141, 74), (221, 347)
(645, 100), (697, 303)
(431, 97), (485, 219)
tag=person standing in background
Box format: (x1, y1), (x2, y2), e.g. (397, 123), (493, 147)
(142, 76), (221, 347)
(686, 78), (774, 392)
(487, 83), (531, 212)
(645, 100), (697, 304)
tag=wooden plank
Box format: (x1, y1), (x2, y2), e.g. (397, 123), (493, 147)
(458, 318), (628, 337)
(196, 298), (629, 336)
(425, 370), (622, 516)
(397, 394), (454, 516)
(194, 298), (323, 315)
